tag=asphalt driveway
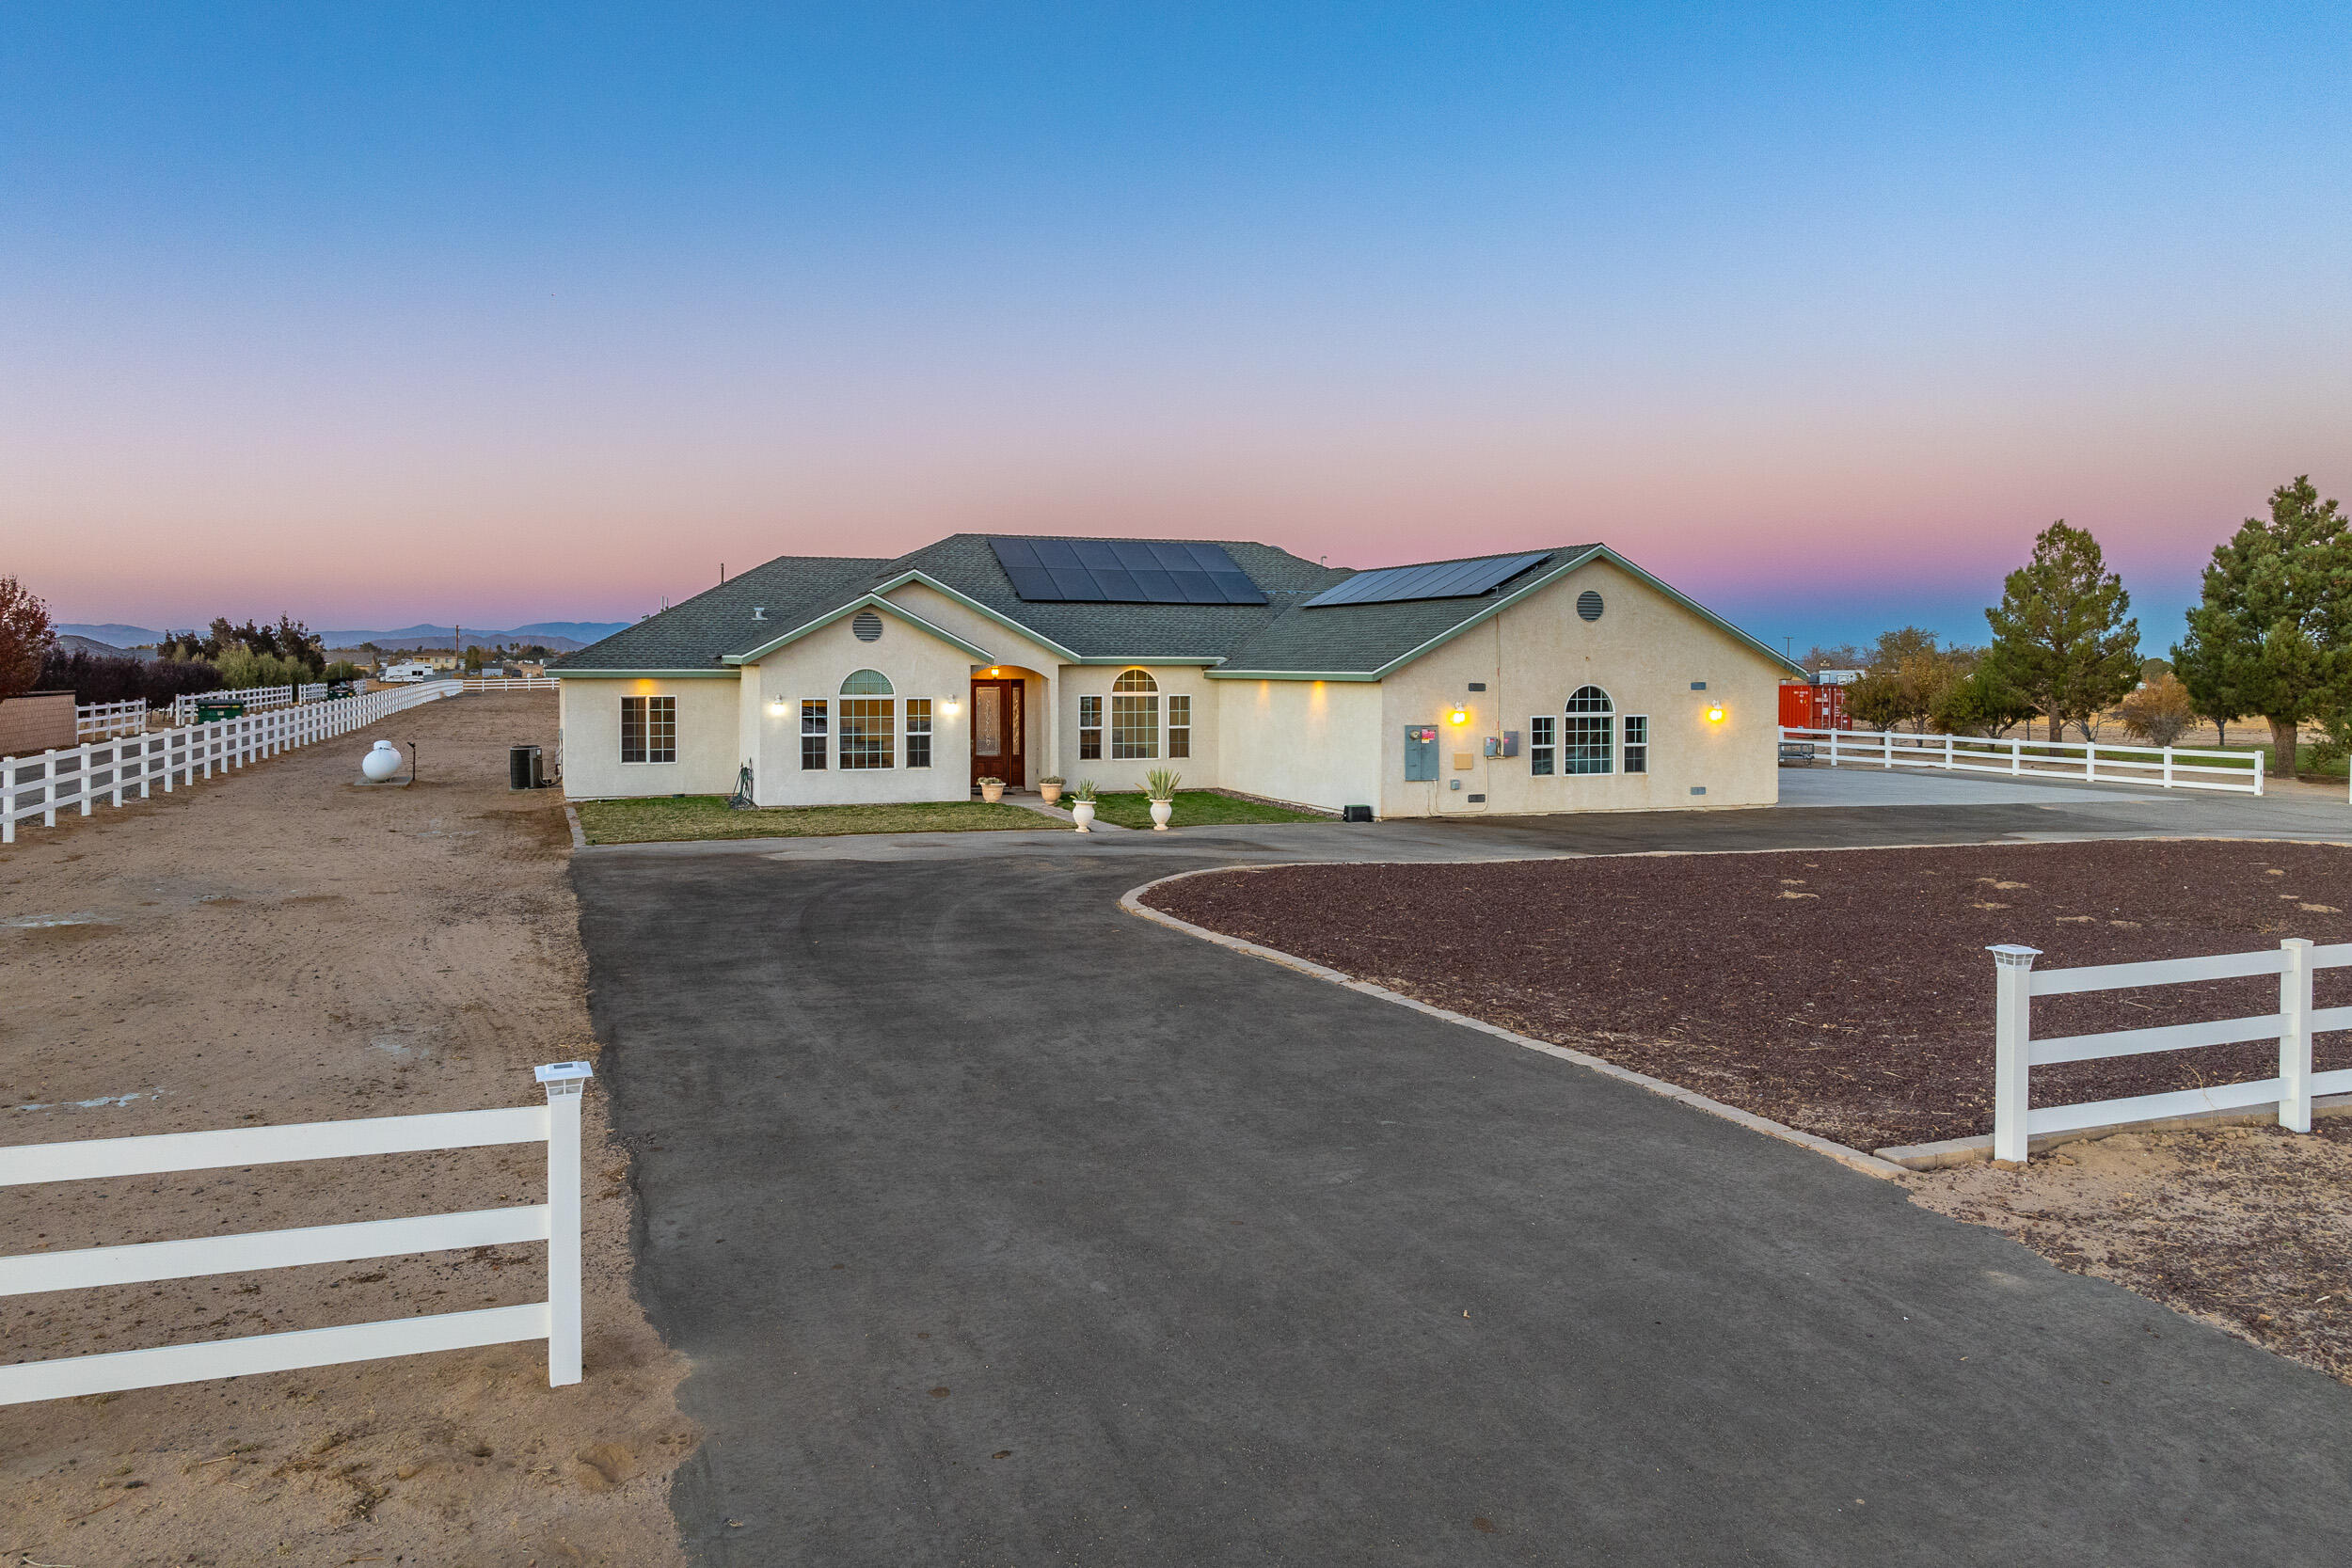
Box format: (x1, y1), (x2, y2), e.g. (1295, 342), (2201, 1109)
(574, 811), (2352, 1565)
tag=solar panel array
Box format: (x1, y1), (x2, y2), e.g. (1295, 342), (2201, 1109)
(989, 538), (1268, 605)
(1301, 551), (1552, 609)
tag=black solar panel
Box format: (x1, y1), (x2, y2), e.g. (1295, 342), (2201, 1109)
(1301, 550), (1552, 609)
(989, 538), (1267, 605)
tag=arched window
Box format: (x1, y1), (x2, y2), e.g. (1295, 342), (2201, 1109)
(1111, 668), (1159, 758)
(838, 670), (895, 768)
(1564, 686), (1613, 774)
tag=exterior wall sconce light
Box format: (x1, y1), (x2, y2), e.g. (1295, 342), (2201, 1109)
(767, 699), (787, 717)
(1705, 703), (1726, 724)
(1449, 705), (1469, 725)
(941, 698), (961, 716)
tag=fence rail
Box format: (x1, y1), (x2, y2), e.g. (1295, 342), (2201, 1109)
(459, 675), (560, 690)
(1781, 725), (2263, 796)
(172, 684), (305, 725)
(1988, 941), (2352, 1160)
(74, 698), (151, 740)
(5, 680), (460, 844)
(0, 1064), (591, 1403)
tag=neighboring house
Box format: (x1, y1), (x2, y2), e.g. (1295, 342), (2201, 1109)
(550, 534), (1800, 817)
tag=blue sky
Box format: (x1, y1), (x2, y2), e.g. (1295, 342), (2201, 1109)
(3, 3), (2345, 653)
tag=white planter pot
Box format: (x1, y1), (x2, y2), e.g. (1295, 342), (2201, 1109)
(1149, 798), (1173, 831)
(1072, 800), (1095, 832)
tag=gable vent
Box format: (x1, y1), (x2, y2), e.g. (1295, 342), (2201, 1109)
(851, 610), (883, 642)
(1577, 590), (1604, 622)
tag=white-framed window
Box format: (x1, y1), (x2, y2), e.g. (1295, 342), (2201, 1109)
(1111, 668), (1158, 759)
(839, 669), (894, 768)
(1168, 693), (1191, 758)
(620, 695), (675, 764)
(1079, 695), (1102, 759)
(906, 698), (931, 768)
(1564, 686), (1613, 774)
(1529, 715), (1555, 775)
(1622, 714), (1648, 774)
(801, 700), (827, 769)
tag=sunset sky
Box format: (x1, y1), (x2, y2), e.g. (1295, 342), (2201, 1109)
(4, 4), (2345, 652)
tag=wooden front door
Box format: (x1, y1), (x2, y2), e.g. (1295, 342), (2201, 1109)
(969, 678), (1025, 789)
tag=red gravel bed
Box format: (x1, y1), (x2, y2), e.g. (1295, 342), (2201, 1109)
(1143, 841), (2352, 1152)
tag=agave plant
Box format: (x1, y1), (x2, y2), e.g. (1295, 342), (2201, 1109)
(1145, 768), (1182, 800)
(1071, 779), (1098, 802)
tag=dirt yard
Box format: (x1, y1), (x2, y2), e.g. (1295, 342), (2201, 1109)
(0, 692), (691, 1567)
(1908, 1119), (2352, 1383)
(1142, 841), (2352, 1151)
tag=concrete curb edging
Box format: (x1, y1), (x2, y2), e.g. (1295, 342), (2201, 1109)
(1120, 865), (1910, 1182)
(564, 804), (587, 851)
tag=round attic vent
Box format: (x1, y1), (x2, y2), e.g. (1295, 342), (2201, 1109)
(1577, 590), (1604, 622)
(851, 610), (883, 642)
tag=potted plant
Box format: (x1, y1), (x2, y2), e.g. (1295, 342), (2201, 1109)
(977, 775), (1006, 803)
(1146, 768), (1182, 831)
(1069, 779), (1098, 832)
(1039, 774), (1066, 806)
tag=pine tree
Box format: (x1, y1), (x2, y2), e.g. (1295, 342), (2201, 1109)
(2172, 476), (2352, 779)
(1982, 521), (2140, 741)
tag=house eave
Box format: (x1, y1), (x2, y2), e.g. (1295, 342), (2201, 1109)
(722, 592), (997, 666)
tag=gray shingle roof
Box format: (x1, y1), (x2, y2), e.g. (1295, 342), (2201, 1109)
(549, 535), (1640, 676)
(549, 555), (892, 672)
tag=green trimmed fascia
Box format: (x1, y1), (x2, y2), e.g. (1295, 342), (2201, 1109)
(1070, 656), (1222, 666)
(1205, 668), (1380, 681)
(1211, 546), (1804, 683)
(858, 571), (1084, 663)
(551, 668), (740, 679)
(722, 591), (995, 666)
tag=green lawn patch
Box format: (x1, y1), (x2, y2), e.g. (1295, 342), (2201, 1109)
(1084, 789), (1331, 831)
(574, 795), (1051, 845)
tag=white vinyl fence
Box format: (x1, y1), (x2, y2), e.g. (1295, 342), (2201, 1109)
(1987, 941), (2352, 1161)
(1781, 726), (2263, 796)
(460, 674), (560, 691)
(0, 1063), (592, 1403)
(74, 698), (151, 740)
(4, 680), (460, 844)
(172, 684), (304, 725)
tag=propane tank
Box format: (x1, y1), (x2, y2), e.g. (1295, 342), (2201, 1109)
(361, 739), (403, 782)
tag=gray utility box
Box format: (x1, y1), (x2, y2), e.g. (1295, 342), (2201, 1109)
(1404, 725), (1440, 782)
(509, 744), (546, 790)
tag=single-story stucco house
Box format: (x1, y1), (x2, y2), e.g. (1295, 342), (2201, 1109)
(549, 534), (1801, 817)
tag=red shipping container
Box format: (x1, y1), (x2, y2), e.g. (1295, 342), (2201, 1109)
(1778, 681), (1850, 731)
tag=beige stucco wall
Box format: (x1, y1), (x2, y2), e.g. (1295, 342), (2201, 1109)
(1212, 677), (1382, 811)
(745, 613), (975, 805)
(557, 676), (742, 800)
(1373, 559), (1783, 819)
(1054, 663), (1216, 793)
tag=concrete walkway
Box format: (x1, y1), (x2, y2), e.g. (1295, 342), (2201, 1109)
(574, 792), (2352, 1564)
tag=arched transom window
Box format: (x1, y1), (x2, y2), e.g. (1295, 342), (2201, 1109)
(1111, 668), (1159, 758)
(837, 669), (895, 768)
(1564, 686), (1613, 774)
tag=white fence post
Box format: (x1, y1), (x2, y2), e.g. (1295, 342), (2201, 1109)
(1990, 944), (2042, 1164)
(536, 1061), (593, 1386)
(1, 757), (13, 845)
(2280, 938), (2313, 1133)
(2254, 750), (2264, 798)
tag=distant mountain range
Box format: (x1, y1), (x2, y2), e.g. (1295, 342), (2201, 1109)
(56, 621), (629, 654)
(56, 624), (163, 648)
(318, 623), (629, 653)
